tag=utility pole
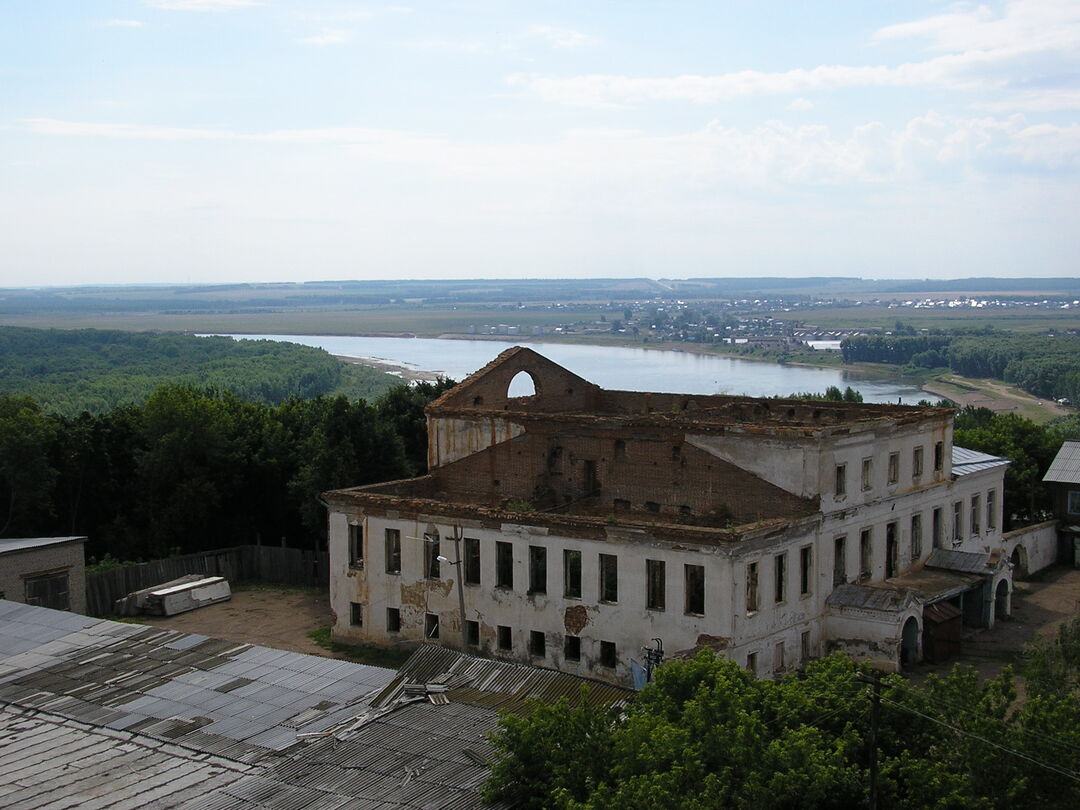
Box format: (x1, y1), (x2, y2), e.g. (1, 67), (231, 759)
(857, 671), (883, 810)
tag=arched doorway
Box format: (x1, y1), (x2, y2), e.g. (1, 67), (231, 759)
(994, 579), (1010, 623)
(1010, 546), (1027, 579)
(901, 616), (920, 668)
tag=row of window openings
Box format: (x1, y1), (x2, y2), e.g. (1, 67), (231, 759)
(745, 632), (813, 676)
(834, 441), (945, 496)
(745, 546), (813, 613)
(350, 527), (707, 614)
(349, 604), (617, 667)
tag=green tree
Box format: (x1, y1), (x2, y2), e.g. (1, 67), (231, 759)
(0, 396), (58, 535)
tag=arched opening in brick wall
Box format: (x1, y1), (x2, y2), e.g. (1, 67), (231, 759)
(507, 370), (539, 399)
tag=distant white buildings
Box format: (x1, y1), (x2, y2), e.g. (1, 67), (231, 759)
(325, 348), (1011, 685)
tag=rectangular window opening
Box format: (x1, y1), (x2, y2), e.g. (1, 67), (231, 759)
(886, 522), (898, 579)
(835, 463), (847, 496)
(860, 528), (872, 580)
(564, 635), (581, 662)
(799, 546), (812, 596)
(424, 532), (441, 579)
(774, 553), (786, 603)
(833, 536), (847, 587)
(528, 545), (547, 594)
(563, 549), (582, 598)
(747, 562), (759, 613)
(953, 501), (963, 543)
(384, 528), (401, 574)
(911, 513), (923, 560)
(934, 441), (944, 472)
(987, 490), (998, 529)
(647, 559), (666, 611)
(599, 553), (618, 602)
(497, 625), (512, 651)
(348, 523), (364, 568)
(425, 613), (439, 640)
(913, 446), (924, 479)
(685, 564), (705, 614)
(529, 630), (546, 658)
(861, 457), (874, 491)
(888, 452), (899, 485)
(466, 620), (479, 646)
(971, 495), (981, 534)
(386, 607), (401, 633)
(464, 537), (481, 585)
(350, 602), (363, 627)
(600, 640), (617, 668)
(496, 541), (514, 589)
(933, 507), (943, 549)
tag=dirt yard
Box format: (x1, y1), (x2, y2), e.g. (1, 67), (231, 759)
(137, 585), (337, 658)
(909, 565), (1080, 685)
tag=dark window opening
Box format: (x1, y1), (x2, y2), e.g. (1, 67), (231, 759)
(747, 562), (759, 612)
(497, 625), (512, 651)
(645, 501), (660, 513)
(835, 464), (847, 496)
(583, 460), (599, 495)
(348, 524), (364, 567)
(647, 559), (666, 610)
(860, 529), (872, 579)
(528, 545), (547, 594)
(384, 528), (401, 574)
(799, 546), (812, 595)
(564, 549), (582, 598)
(425, 613), (439, 640)
(564, 635), (581, 661)
(386, 607), (401, 633)
(599, 553), (618, 602)
(466, 620), (479, 646)
(424, 532), (441, 579)
(685, 564), (705, 614)
(614, 439), (626, 459)
(833, 536), (846, 586)
(350, 602), (363, 627)
(600, 640), (617, 668)
(934, 441), (944, 471)
(911, 514), (922, 560)
(464, 537), (481, 585)
(496, 541), (514, 589)
(886, 522), (898, 579)
(913, 446), (924, 478)
(933, 507), (943, 548)
(613, 498), (630, 513)
(529, 630), (546, 657)
(774, 553), (786, 603)
(25, 572), (69, 611)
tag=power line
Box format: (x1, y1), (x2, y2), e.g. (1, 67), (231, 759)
(879, 696), (1080, 784)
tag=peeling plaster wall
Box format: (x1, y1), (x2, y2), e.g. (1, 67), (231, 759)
(428, 415), (525, 469)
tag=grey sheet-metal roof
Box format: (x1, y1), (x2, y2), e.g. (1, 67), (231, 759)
(1044, 441), (1080, 484)
(0, 601), (625, 809)
(0, 535), (87, 556)
(952, 446), (1010, 477)
(825, 583), (913, 613)
(925, 547), (993, 574)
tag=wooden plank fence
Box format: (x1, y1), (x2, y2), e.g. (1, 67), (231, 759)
(86, 545), (329, 617)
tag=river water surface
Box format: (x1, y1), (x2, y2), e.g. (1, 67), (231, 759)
(221, 334), (934, 404)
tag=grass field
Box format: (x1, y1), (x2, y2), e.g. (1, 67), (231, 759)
(773, 305), (1080, 333)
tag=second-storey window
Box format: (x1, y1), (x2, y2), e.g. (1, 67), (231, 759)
(464, 537), (480, 584)
(862, 458), (874, 491)
(888, 452), (899, 485)
(564, 549), (582, 598)
(496, 541), (513, 589)
(971, 494), (981, 534)
(799, 546), (812, 596)
(528, 546), (547, 594)
(646, 559), (666, 610)
(348, 523), (363, 568)
(746, 562), (759, 612)
(774, 553), (786, 603)
(911, 513), (923, 560)
(599, 553), (618, 602)
(384, 528), (401, 574)
(424, 532), (440, 579)
(913, 446), (924, 479)
(835, 463), (847, 496)
(685, 564), (705, 614)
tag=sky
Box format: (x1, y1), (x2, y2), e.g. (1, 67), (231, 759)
(1, 1), (1079, 286)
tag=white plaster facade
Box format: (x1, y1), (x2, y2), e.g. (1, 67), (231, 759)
(325, 348), (1011, 685)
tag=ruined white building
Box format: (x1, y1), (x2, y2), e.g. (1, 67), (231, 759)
(324, 348), (1011, 685)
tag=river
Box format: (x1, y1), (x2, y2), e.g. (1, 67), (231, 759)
(219, 334), (935, 404)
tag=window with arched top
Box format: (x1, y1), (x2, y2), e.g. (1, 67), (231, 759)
(507, 370), (539, 398)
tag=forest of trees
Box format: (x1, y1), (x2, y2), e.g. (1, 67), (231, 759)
(0, 326), (398, 415)
(840, 332), (1080, 404)
(0, 379), (455, 560)
(484, 649), (1080, 809)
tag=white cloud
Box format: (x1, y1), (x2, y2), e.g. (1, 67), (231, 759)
(142, 0), (259, 11)
(103, 19), (145, 28)
(521, 25), (594, 50)
(299, 28), (351, 46)
(788, 97), (814, 111)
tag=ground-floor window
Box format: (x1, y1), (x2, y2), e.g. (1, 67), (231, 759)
(350, 602), (363, 627)
(600, 640), (617, 668)
(565, 635), (581, 661)
(425, 613), (439, 639)
(25, 572), (70, 611)
(386, 607), (401, 632)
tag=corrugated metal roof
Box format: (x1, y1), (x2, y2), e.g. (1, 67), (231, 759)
(0, 601), (624, 809)
(1044, 441), (1080, 484)
(825, 583), (912, 612)
(951, 445), (1010, 477)
(0, 535), (88, 556)
(926, 547), (992, 574)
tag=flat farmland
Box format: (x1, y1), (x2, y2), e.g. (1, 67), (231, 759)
(776, 305), (1080, 333)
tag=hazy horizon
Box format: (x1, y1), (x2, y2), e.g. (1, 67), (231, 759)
(3, 1), (1078, 287)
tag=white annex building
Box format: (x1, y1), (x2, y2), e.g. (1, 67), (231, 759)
(325, 348), (1012, 686)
